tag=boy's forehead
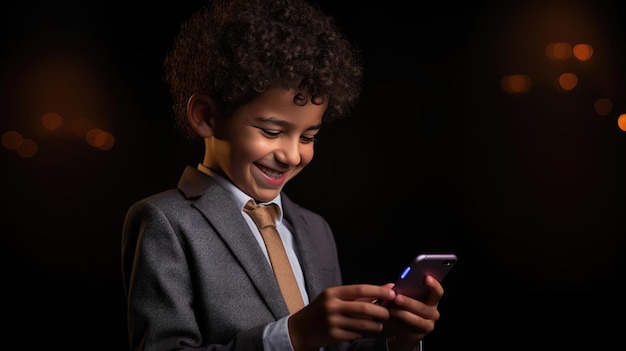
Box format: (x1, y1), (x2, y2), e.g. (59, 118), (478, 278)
(240, 87), (327, 120)
(254, 87), (326, 106)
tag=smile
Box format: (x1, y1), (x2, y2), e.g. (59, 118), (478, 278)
(256, 164), (285, 179)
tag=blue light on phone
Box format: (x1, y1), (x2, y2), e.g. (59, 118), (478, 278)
(400, 266), (411, 279)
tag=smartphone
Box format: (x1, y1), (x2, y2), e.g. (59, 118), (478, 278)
(379, 253), (457, 305)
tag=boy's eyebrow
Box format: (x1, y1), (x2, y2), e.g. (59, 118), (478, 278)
(255, 116), (322, 131)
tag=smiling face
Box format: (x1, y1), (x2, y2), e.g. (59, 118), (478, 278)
(203, 87), (327, 202)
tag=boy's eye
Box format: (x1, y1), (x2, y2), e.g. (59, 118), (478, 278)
(261, 129), (281, 137)
(259, 128), (317, 143)
(300, 135), (317, 144)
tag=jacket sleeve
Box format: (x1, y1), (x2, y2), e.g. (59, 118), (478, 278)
(122, 198), (266, 351)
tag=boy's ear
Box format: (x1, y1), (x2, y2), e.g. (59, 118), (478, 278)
(187, 93), (217, 138)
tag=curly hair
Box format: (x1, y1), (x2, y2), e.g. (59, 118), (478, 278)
(163, 0), (364, 140)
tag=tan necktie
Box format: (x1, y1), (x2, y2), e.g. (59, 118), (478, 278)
(244, 200), (305, 314)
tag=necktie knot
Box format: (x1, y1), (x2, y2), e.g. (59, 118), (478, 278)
(244, 200), (279, 230)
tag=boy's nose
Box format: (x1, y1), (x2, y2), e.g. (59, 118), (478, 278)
(275, 138), (302, 166)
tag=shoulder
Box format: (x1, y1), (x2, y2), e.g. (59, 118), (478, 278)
(123, 167), (204, 222)
(126, 165), (221, 215)
(123, 188), (188, 226)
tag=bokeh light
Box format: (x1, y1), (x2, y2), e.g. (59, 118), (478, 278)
(594, 98), (612, 116)
(573, 43), (594, 61)
(41, 112), (63, 131)
(557, 72), (578, 91)
(546, 42), (572, 60)
(618, 114), (626, 132)
(501, 74), (532, 94)
(2, 130), (23, 150)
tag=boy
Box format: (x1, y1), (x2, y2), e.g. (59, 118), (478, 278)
(121, 0), (444, 350)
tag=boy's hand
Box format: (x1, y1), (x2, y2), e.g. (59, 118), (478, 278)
(287, 284), (396, 351)
(384, 275), (444, 351)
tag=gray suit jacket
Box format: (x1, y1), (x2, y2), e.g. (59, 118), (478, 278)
(122, 166), (386, 351)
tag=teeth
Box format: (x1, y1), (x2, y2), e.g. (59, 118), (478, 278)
(258, 165), (283, 179)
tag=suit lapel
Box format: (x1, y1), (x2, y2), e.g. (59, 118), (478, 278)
(177, 166), (290, 319)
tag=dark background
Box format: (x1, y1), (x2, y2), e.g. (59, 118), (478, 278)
(1, 0), (624, 349)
